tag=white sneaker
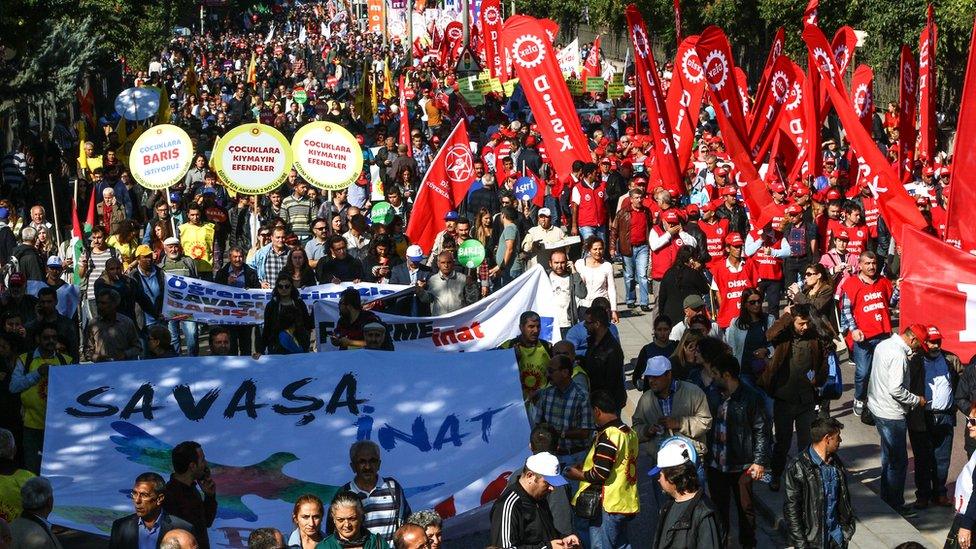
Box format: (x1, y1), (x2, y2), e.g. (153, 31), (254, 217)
(853, 399), (864, 417)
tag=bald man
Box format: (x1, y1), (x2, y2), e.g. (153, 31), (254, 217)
(393, 524), (428, 549)
(160, 529), (199, 549)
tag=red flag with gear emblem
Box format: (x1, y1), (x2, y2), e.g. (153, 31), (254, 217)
(480, 0), (504, 80)
(625, 4), (682, 194)
(405, 119), (476, 252)
(849, 64), (875, 192)
(779, 61), (811, 182)
(665, 36), (706, 172)
(918, 6), (938, 169)
(752, 28), (785, 121)
(747, 55), (797, 163)
(802, 24), (926, 241)
(500, 15), (591, 183)
(897, 45), (919, 183)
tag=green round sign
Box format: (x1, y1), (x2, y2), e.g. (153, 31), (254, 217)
(294, 89), (308, 104)
(457, 239), (486, 269)
(371, 201), (394, 224)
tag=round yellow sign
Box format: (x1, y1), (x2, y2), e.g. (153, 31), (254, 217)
(291, 122), (365, 191)
(128, 124), (194, 190)
(212, 123), (294, 195)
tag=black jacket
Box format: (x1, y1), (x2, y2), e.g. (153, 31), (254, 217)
(783, 449), (855, 548)
(657, 264), (710, 325)
(12, 243), (44, 281)
(109, 512), (194, 549)
(489, 480), (564, 549)
(213, 262), (260, 288)
(583, 330), (626, 410)
(955, 359), (976, 416)
(388, 263), (432, 316)
(705, 383), (772, 469)
(907, 351), (960, 431)
(652, 491), (723, 549)
(716, 202), (749, 237)
(315, 255), (365, 283)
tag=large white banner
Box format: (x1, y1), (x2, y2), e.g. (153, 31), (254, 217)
(314, 265), (559, 351)
(42, 350), (529, 547)
(161, 274), (410, 325)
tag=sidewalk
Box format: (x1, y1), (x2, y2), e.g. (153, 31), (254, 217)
(612, 271), (957, 549)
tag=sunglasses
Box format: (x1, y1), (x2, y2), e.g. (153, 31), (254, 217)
(277, 284), (292, 290)
(968, 417), (976, 427)
(804, 272), (817, 277)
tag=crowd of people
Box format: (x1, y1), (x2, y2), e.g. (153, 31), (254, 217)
(0, 0), (974, 548)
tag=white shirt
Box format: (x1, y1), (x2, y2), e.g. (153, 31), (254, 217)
(574, 259), (616, 311)
(549, 272), (574, 328)
(867, 334), (921, 420)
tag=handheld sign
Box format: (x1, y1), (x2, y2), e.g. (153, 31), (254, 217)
(514, 176), (537, 201)
(457, 239), (486, 269)
(211, 123), (293, 195)
(293, 88), (308, 104)
(291, 121), (364, 192)
(128, 125), (194, 190)
(371, 201), (394, 224)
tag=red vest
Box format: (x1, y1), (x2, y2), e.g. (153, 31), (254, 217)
(841, 275), (894, 339)
(650, 226), (681, 280)
(759, 202), (787, 230)
(842, 223), (869, 256)
(698, 218), (730, 268)
(747, 231), (784, 281)
(713, 259), (756, 328)
(862, 197), (880, 238)
(576, 181), (608, 228)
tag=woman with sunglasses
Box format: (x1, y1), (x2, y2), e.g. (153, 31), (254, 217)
(261, 275), (312, 354)
(725, 288), (776, 386)
(949, 406), (976, 549)
(788, 263), (837, 330)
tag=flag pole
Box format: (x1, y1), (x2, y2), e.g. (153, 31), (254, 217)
(166, 189), (178, 237)
(49, 174), (62, 248)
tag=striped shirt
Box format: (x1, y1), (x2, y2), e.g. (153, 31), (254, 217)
(281, 195), (315, 240)
(262, 246), (290, 284)
(582, 419), (626, 484)
(342, 477), (410, 543)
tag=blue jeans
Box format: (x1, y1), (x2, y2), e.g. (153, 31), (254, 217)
(909, 412), (955, 499)
(168, 319), (199, 356)
(589, 510), (633, 549)
(579, 226), (607, 247)
(875, 416), (908, 509)
(622, 245), (650, 306)
(852, 336), (883, 401)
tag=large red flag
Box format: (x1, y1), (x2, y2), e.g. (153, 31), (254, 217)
(398, 75), (413, 156)
(405, 120), (476, 252)
(445, 21), (464, 64)
(802, 24), (926, 241)
(780, 63), (812, 182)
(918, 6), (938, 169)
(695, 26), (771, 220)
(897, 45), (918, 182)
(901, 226), (976, 362)
(665, 36), (706, 171)
(539, 18), (560, 44)
(500, 15), (590, 183)
(480, 0), (504, 79)
(748, 56), (797, 162)
(695, 26), (749, 141)
(733, 67), (751, 120)
(945, 18), (976, 252)
(673, 0), (683, 45)
(625, 4), (682, 194)
(582, 36), (601, 81)
(752, 28), (786, 121)
(849, 65), (875, 194)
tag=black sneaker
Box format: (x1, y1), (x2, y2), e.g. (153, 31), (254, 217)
(898, 506), (919, 519)
(640, 305), (652, 312)
(627, 302), (637, 309)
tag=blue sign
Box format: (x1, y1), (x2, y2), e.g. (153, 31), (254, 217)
(514, 176), (536, 201)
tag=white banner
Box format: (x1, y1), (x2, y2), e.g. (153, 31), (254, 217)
(557, 39), (581, 77)
(314, 265), (558, 352)
(43, 350), (529, 547)
(161, 274), (410, 325)
(27, 281), (80, 318)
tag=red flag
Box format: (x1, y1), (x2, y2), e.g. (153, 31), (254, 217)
(733, 67), (751, 121)
(946, 18), (976, 252)
(666, 36), (706, 171)
(779, 63), (811, 182)
(831, 26), (858, 76)
(802, 24), (926, 241)
(582, 36), (602, 81)
(398, 75), (413, 157)
(626, 4), (682, 194)
(696, 26), (771, 220)
(897, 45), (918, 182)
(850, 65), (874, 135)
(539, 19), (560, 44)
(752, 28), (786, 120)
(405, 120), (476, 252)
(918, 7), (938, 169)
(673, 0), (682, 45)
(480, 0), (504, 79)
(695, 27), (749, 143)
(901, 227), (976, 362)
(76, 79), (96, 126)
(500, 15), (591, 182)
(803, 39), (825, 177)
(748, 56), (797, 162)
(803, 0), (819, 26)
(445, 21), (464, 64)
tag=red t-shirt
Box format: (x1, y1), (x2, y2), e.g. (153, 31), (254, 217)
(841, 223), (869, 256)
(698, 218), (730, 267)
(712, 258), (757, 328)
(841, 275), (894, 340)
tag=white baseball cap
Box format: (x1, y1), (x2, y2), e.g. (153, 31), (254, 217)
(645, 356), (672, 377)
(525, 452), (567, 486)
(406, 244), (425, 261)
(648, 438), (694, 476)
(163, 236), (180, 246)
(538, 207), (552, 217)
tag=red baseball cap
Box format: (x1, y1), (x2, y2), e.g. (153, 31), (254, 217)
(785, 204), (803, 216)
(725, 233), (744, 247)
(8, 273), (25, 286)
(826, 189), (842, 201)
(702, 200), (721, 213)
(792, 185), (811, 196)
(663, 210), (681, 224)
(927, 325), (942, 342)
(770, 182), (786, 194)
(906, 324), (931, 353)
(713, 167), (729, 177)
(834, 230), (850, 241)
(685, 204), (700, 216)
(720, 186), (738, 197)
